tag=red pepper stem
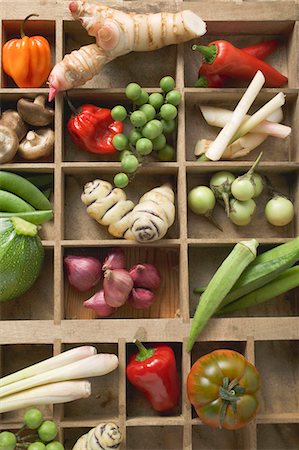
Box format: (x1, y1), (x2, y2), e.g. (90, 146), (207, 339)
(192, 44), (217, 64)
(65, 92), (78, 115)
(20, 14), (39, 38)
(195, 76), (209, 88)
(133, 339), (155, 361)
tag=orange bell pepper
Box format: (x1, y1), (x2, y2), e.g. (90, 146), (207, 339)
(2, 14), (51, 88)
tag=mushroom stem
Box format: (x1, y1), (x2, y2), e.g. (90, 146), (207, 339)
(26, 131), (39, 144)
(34, 95), (47, 107)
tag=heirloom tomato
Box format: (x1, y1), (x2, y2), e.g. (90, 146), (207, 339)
(187, 349), (260, 430)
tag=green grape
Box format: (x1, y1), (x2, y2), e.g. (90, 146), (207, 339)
(130, 110), (147, 128)
(161, 119), (176, 134)
(114, 173), (129, 188)
(134, 89), (149, 106)
(121, 155), (139, 173)
(45, 442), (64, 450)
(111, 105), (127, 121)
(148, 93), (164, 110)
(165, 90), (181, 106)
(158, 144), (175, 161)
(119, 149), (132, 161)
(142, 121), (162, 140)
(139, 104), (156, 121)
(160, 76), (175, 93)
(0, 431), (16, 450)
(112, 133), (128, 151)
(28, 443), (46, 450)
(38, 421), (58, 443)
(160, 104), (178, 121)
(125, 82), (142, 101)
(128, 129), (142, 145)
(136, 138), (153, 156)
(24, 408), (44, 430)
(152, 133), (166, 151)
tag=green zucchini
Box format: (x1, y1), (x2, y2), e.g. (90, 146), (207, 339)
(0, 217), (44, 302)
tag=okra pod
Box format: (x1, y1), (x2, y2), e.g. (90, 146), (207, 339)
(187, 239), (258, 352)
(217, 266), (299, 315)
(0, 190), (35, 213)
(0, 210), (53, 225)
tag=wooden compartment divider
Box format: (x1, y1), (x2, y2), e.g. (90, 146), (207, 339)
(0, 1), (299, 449)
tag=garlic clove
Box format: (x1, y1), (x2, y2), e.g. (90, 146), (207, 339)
(128, 287), (155, 309)
(64, 255), (102, 292)
(103, 269), (133, 307)
(129, 264), (161, 290)
(84, 290), (116, 317)
(102, 248), (126, 271)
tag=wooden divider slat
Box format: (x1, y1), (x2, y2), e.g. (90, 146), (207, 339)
(118, 338), (127, 448)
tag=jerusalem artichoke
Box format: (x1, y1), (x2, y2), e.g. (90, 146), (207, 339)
(72, 423), (122, 450)
(81, 179), (175, 242)
(48, 1), (206, 99)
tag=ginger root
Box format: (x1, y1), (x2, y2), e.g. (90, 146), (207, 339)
(81, 179), (175, 242)
(48, 1), (206, 99)
(72, 422), (122, 450)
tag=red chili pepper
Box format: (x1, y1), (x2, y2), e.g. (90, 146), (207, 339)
(66, 101), (123, 154)
(194, 39), (286, 88)
(126, 340), (180, 412)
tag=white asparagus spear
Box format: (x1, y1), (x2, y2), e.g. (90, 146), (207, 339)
(200, 106), (290, 138)
(0, 381), (91, 413)
(0, 354), (118, 398)
(205, 71), (265, 161)
(0, 346), (97, 388)
(232, 92), (286, 140)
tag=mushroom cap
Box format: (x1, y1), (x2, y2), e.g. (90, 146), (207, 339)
(0, 125), (19, 163)
(17, 95), (55, 126)
(0, 109), (27, 141)
(18, 128), (55, 160)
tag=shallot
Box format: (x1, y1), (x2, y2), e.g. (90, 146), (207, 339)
(128, 288), (155, 309)
(129, 264), (161, 290)
(84, 290), (116, 317)
(64, 255), (102, 292)
(102, 248), (125, 271)
(103, 269), (133, 307)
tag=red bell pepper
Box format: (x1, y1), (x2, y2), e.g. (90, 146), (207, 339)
(126, 340), (180, 412)
(194, 39), (287, 88)
(67, 102), (123, 154)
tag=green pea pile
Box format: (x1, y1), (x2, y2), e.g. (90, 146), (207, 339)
(111, 76), (181, 188)
(0, 409), (64, 450)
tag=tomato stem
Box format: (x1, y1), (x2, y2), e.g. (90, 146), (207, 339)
(219, 377), (245, 428)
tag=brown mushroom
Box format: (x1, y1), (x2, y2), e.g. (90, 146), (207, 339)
(18, 128), (55, 160)
(0, 110), (27, 141)
(17, 95), (54, 126)
(0, 125), (19, 163)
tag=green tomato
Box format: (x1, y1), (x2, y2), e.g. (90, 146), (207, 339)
(142, 121), (162, 140)
(231, 177), (255, 201)
(151, 133), (166, 151)
(161, 119), (176, 134)
(128, 129), (142, 145)
(45, 442), (64, 450)
(136, 138), (153, 156)
(111, 105), (127, 121)
(112, 133), (128, 151)
(130, 110), (147, 128)
(265, 196), (294, 227)
(0, 431), (17, 450)
(125, 83), (142, 101)
(28, 443), (47, 450)
(252, 173), (264, 198)
(160, 104), (178, 121)
(160, 76), (175, 93)
(114, 173), (129, 188)
(134, 89), (149, 106)
(157, 144), (175, 161)
(188, 186), (216, 215)
(229, 199), (256, 226)
(38, 421), (58, 443)
(139, 104), (156, 121)
(121, 155), (139, 173)
(24, 408), (44, 429)
(165, 90), (181, 106)
(148, 93), (164, 110)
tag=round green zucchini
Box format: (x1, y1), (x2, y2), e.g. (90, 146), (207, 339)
(0, 217), (44, 302)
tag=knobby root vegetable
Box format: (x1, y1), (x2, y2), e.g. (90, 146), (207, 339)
(48, 1), (206, 99)
(72, 423), (122, 450)
(187, 239), (258, 351)
(81, 179), (175, 242)
(0, 381), (91, 413)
